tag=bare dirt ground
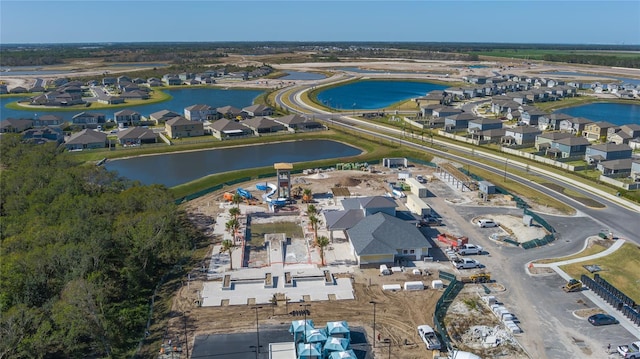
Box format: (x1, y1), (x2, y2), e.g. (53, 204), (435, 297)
(170, 164), (570, 358)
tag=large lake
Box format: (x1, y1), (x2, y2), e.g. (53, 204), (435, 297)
(316, 80), (447, 110)
(556, 103), (640, 126)
(0, 88), (263, 121)
(105, 140), (362, 187)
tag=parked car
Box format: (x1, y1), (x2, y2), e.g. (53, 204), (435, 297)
(457, 244), (483, 255)
(588, 313), (618, 326)
(452, 257), (481, 269)
(417, 325), (441, 350)
(477, 219), (498, 228)
(618, 341), (640, 358)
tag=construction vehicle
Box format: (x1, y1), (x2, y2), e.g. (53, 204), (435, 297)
(437, 233), (469, 248)
(460, 272), (491, 283)
(562, 279), (582, 292)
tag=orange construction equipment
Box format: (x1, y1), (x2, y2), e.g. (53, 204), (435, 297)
(223, 192), (234, 202)
(437, 233), (469, 248)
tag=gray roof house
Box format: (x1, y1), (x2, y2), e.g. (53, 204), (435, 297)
(210, 119), (253, 140)
(242, 117), (286, 135)
(547, 136), (591, 159)
(0, 118), (33, 133)
(114, 109), (142, 126)
(72, 112), (106, 128)
(520, 107), (547, 126)
(65, 129), (107, 151)
(242, 104), (273, 117)
(597, 158), (634, 177)
(22, 126), (64, 145)
(346, 212), (432, 267)
(432, 107), (462, 118)
(184, 104), (217, 122)
(538, 113), (573, 131)
(116, 127), (157, 146)
(34, 114), (65, 127)
(502, 126), (542, 146)
(273, 114), (324, 132)
(607, 124), (640, 145)
(558, 116), (592, 134)
(468, 118), (502, 133)
(216, 105), (244, 119)
(585, 143), (633, 163)
(150, 110), (180, 124)
(444, 113), (477, 131)
(325, 196), (397, 232)
(479, 128), (506, 143)
(535, 132), (574, 151)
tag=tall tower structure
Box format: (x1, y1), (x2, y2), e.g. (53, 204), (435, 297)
(274, 162), (293, 199)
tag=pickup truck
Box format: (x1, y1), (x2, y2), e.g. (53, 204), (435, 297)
(417, 325), (441, 350)
(619, 341), (640, 358)
(457, 243), (483, 255)
(452, 257), (481, 269)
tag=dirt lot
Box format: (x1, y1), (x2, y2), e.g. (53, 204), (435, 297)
(167, 164), (563, 358)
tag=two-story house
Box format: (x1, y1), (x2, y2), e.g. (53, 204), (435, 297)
(184, 104), (217, 122)
(502, 126), (542, 146)
(585, 143), (633, 163)
(114, 109), (142, 126)
(547, 136), (591, 159)
(582, 121), (616, 141)
(164, 116), (205, 139)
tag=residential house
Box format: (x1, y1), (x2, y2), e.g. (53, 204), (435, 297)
(597, 158), (634, 177)
(116, 127), (157, 146)
(164, 116), (205, 139)
(415, 90), (445, 107)
(444, 113), (477, 131)
(34, 114), (65, 127)
(114, 109), (142, 126)
(585, 143), (633, 163)
(65, 129), (107, 150)
(242, 104), (273, 117)
(547, 136), (591, 159)
(346, 212), (431, 267)
(117, 76), (131, 84)
(432, 107), (462, 118)
(162, 75), (182, 86)
(273, 114), (324, 132)
(150, 109), (181, 124)
(520, 107), (547, 126)
(216, 105), (244, 119)
(0, 118), (33, 133)
(582, 121), (616, 141)
(178, 73), (195, 81)
(479, 128), (506, 143)
(468, 118), (503, 133)
(209, 118), (252, 140)
(631, 161), (640, 181)
(502, 126), (542, 146)
(184, 104), (217, 121)
(29, 85), (45, 93)
(538, 113), (573, 131)
(120, 90), (150, 100)
(72, 112), (106, 128)
(52, 78), (68, 87)
(535, 132), (574, 151)
(242, 117), (286, 135)
(420, 103), (442, 117)
(0, 84), (8, 94)
(490, 98), (521, 117)
(22, 126), (64, 145)
(10, 86), (28, 93)
(102, 77), (116, 86)
(607, 124), (640, 145)
(558, 116), (592, 135)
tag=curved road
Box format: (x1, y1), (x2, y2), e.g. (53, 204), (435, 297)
(274, 77), (640, 358)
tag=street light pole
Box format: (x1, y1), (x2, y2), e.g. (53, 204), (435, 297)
(503, 158), (509, 182)
(252, 306), (263, 358)
(383, 338), (391, 359)
(369, 301), (377, 348)
(300, 303), (311, 343)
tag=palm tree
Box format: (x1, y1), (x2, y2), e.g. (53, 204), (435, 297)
(307, 204), (318, 216)
(232, 193), (242, 209)
(302, 188), (313, 204)
(315, 236), (330, 266)
(221, 239), (236, 270)
(225, 218), (240, 242)
(308, 214), (321, 241)
(228, 206), (240, 220)
(292, 186), (304, 199)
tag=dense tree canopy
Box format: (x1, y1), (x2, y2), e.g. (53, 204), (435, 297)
(0, 135), (201, 358)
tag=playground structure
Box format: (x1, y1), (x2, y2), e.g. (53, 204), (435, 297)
(274, 162), (293, 200)
(256, 183), (287, 208)
(222, 188), (258, 204)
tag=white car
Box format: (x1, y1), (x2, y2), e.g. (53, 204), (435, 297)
(458, 244), (483, 255)
(477, 219), (498, 228)
(417, 325), (441, 350)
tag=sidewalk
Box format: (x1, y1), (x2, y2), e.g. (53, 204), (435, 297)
(529, 239), (640, 339)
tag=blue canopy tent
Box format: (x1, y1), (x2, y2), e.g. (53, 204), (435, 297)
(326, 321), (350, 341)
(323, 337), (350, 358)
(297, 342), (322, 359)
(289, 320), (315, 343)
(329, 350), (357, 359)
(304, 328), (328, 344)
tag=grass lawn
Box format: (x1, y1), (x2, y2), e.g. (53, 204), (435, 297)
(560, 242), (640, 303)
(535, 242), (608, 264)
(249, 222), (303, 247)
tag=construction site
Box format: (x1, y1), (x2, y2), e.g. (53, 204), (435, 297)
(168, 159), (553, 359)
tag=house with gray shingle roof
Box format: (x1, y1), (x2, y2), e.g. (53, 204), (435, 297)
(273, 114), (324, 132)
(114, 109), (142, 126)
(607, 124), (640, 145)
(242, 117), (286, 135)
(547, 136), (591, 159)
(0, 118), (33, 133)
(65, 129), (107, 151)
(346, 212), (432, 267)
(582, 121), (616, 141)
(242, 104), (273, 117)
(597, 158), (634, 177)
(585, 143), (633, 163)
(209, 118), (252, 140)
(116, 127), (157, 146)
(216, 105), (244, 119)
(535, 132), (574, 151)
(150, 110), (180, 124)
(502, 126), (542, 146)
(184, 104), (217, 122)
(165, 116), (204, 139)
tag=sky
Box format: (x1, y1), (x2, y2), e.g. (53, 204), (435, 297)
(1, 1), (639, 45)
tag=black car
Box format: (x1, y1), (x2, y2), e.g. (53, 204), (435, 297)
(588, 313), (619, 326)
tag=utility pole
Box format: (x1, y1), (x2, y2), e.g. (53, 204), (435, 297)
(369, 301), (377, 348)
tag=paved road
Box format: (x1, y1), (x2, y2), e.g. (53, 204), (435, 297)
(274, 79), (640, 358)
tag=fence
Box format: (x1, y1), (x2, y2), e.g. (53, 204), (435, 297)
(433, 271), (464, 351)
(581, 274), (640, 326)
(406, 157), (437, 168)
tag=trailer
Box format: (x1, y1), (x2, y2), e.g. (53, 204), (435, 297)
(406, 194), (432, 217)
(403, 281), (425, 291)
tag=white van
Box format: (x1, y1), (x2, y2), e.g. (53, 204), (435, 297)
(478, 219), (498, 228)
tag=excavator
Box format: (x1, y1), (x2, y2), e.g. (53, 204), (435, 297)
(562, 279), (582, 292)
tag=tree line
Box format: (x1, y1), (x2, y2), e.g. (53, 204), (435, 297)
(0, 135), (203, 358)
